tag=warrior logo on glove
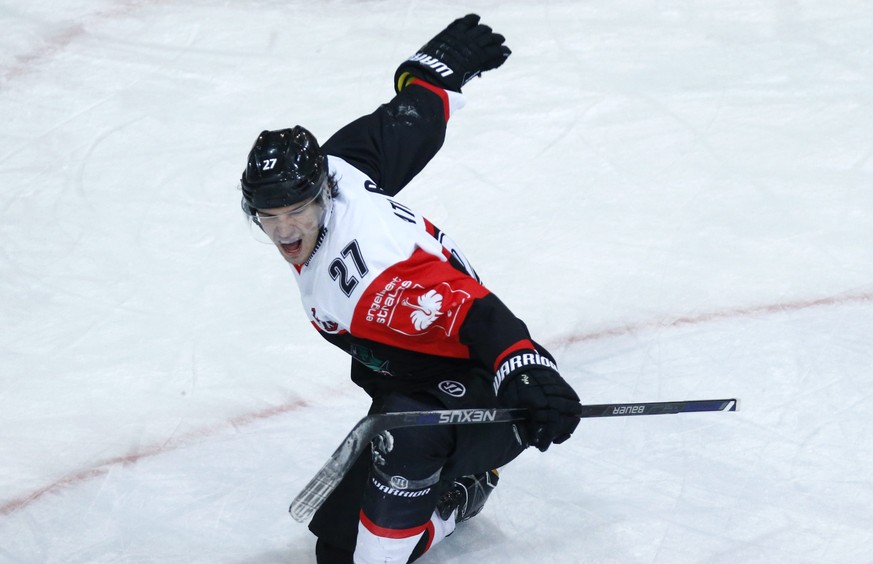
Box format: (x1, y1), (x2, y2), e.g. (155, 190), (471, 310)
(394, 14), (512, 93)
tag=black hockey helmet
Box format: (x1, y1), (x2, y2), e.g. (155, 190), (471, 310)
(240, 126), (327, 216)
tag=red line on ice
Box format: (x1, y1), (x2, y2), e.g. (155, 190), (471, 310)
(0, 399), (308, 517)
(1, 1), (166, 84)
(550, 290), (873, 347)
(5, 0), (872, 524)
(2, 289), (871, 517)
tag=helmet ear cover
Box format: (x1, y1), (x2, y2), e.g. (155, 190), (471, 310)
(240, 126), (327, 215)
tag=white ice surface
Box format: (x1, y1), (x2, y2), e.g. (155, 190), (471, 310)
(2, 1), (872, 562)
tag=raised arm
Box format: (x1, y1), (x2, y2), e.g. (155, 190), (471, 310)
(321, 14), (510, 196)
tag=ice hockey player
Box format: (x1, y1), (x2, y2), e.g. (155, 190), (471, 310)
(238, 14), (582, 564)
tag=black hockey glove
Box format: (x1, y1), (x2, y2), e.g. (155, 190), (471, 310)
(394, 13), (511, 93)
(498, 368), (582, 452)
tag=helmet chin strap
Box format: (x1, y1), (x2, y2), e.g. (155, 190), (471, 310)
(317, 188), (334, 230)
(297, 189), (334, 266)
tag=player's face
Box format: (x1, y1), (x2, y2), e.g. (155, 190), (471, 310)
(256, 194), (325, 265)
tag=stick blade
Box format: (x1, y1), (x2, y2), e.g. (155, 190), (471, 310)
(289, 466), (342, 523)
(677, 398), (738, 413)
(289, 415), (380, 523)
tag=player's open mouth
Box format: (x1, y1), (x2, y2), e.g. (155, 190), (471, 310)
(281, 239), (303, 255)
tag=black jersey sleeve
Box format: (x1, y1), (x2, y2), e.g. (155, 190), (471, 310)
(321, 80), (453, 197)
(458, 293), (560, 393)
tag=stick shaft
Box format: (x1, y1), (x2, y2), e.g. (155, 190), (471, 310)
(289, 398), (738, 522)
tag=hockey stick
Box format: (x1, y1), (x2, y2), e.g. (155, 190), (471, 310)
(289, 398), (737, 522)
(288, 407), (523, 523)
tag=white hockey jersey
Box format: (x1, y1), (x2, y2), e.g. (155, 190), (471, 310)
(286, 79), (556, 400)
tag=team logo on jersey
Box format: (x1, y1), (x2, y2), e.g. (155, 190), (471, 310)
(391, 282), (470, 337)
(438, 380), (466, 398)
(407, 289), (443, 330)
(365, 277), (471, 338)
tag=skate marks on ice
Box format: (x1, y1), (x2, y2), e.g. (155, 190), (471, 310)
(2, 296), (872, 563)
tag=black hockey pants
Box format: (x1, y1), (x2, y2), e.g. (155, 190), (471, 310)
(308, 367), (526, 562)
